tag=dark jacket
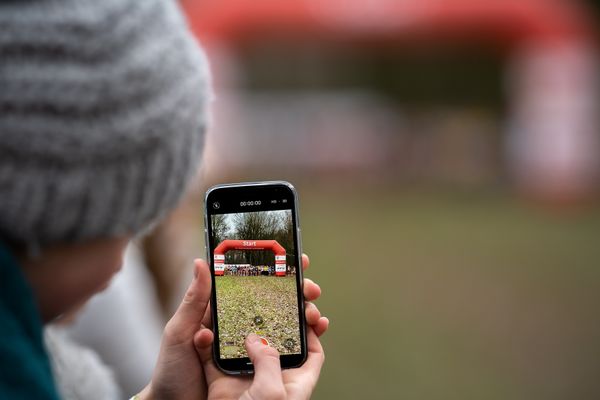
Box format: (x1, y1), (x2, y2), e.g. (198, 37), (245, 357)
(0, 242), (60, 399)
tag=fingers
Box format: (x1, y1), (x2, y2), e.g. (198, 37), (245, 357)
(305, 302), (321, 326)
(302, 253), (310, 271)
(194, 328), (230, 385)
(301, 254), (320, 302)
(301, 255), (325, 335)
(244, 334), (285, 400)
(305, 299), (328, 336)
(303, 278), (321, 301)
(195, 327), (214, 350)
(302, 326), (327, 383)
(165, 259), (211, 342)
(201, 301), (212, 328)
(286, 326), (325, 390)
(314, 317), (329, 337)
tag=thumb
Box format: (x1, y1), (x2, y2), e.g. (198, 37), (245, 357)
(244, 334), (285, 400)
(164, 259), (211, 342)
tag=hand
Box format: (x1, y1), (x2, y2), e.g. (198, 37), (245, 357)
(193, 254), (329, 400)
(137, 254), (327, 400)
(137, 258), (213, 400)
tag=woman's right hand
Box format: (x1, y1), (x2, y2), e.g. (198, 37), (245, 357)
(195, 325), (327, 400)
(194, 254), (329, 400)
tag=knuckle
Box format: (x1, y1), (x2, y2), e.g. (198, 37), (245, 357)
(164, 319), (186, 343)
(182, 288), (195, 305)
(163, 319), (177, 338)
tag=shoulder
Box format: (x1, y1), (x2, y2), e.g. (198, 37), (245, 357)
(0, 303), (60, 400)
(0, 243), (61, 400)
(45, 325), (121, 400)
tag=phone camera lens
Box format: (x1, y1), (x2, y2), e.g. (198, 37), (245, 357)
(213, 202), (220, 209)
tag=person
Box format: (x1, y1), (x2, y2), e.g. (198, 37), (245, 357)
(0, 0), (328, 399)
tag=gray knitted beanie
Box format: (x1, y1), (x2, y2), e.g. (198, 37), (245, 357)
(0, 0), (211, 245)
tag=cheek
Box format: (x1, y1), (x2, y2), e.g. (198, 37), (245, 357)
(98, 259), (123, 291)
(60, 244), (127, 314)
(68, 260), (122, 307)
(90, 246), (126, 292)
(99, 260), (123, 292)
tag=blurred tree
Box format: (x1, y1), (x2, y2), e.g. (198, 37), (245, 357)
(221, 211), (296, 269)
(233, 211), (278, 240)
(274, 211), (296, 269)
(233, 211), (280, 266)
(211, 213), (229, 248)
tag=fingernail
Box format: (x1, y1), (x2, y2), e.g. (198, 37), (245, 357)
(193, 265), (199, 279)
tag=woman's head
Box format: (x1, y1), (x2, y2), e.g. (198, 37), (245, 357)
(0, 0), (211, 321)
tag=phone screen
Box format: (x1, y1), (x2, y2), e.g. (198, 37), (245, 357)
(205, 182), (306, 373)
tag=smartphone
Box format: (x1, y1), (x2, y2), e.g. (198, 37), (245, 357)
(204, 181), (307, 374)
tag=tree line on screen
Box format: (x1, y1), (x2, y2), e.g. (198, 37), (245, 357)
(212, 211), (296, 268)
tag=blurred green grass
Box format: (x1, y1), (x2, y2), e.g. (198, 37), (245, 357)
(215, 276), (301, 357)
(297, 186), (600, 400)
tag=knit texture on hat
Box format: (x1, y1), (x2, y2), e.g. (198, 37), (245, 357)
(0, 0), (210, 245)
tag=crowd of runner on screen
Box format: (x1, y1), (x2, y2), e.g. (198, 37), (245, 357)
(223, 264), (296, 276)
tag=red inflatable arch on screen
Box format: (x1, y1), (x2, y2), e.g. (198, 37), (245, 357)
(213, 239), (286, 276)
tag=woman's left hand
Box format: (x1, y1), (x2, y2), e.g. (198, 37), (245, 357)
(136, 258), (213, 400)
